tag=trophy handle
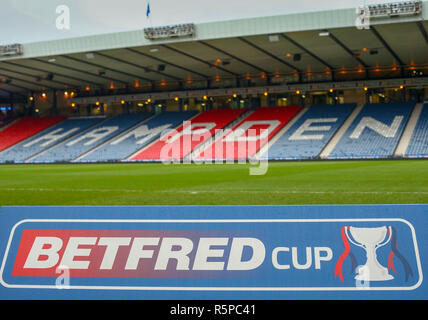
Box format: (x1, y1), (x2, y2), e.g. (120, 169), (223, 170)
(344, 226), (366, 249)
(375, 226), (392, 249)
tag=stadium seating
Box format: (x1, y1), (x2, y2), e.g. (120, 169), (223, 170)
(0, 117), (104, 163)
(0, 103), (425, 163)
(265, 104), (356, 160)
(0, 116), (66, 153)
(406, 104), (428, 158)
(82, 111), (198, 162)
(131, 109), (245, 161)
(0, 114), (16, 128)
(30, 114), (152, 162)
(329, 103), (415, 159)
(195, 106), (302, 161)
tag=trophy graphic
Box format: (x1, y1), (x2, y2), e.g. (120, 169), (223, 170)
(345, 226), (393, 281)
(335, 225), (414, 284)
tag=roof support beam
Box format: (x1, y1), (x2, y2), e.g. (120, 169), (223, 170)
(59, 55), (152, 85)
(370, 26), (405, 66)
(417, 22), (428, 46)
(0, 72), (56, 90)
(161, 44), (239, 77)
(0, 65), (71, 88)
(126, 48), (210, 80)
(31, 58), (110, 87)
(2, 61), (101, 88)
(281, 34), (334, 70)
(199, 41), (269, 74)
(238, 37), (302, 73)
(0, 81), (35, 92)
(94, 52), (182, 81)
(325, 30), (369, 69)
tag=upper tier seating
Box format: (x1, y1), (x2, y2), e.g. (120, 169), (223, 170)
(406, 104), (428, 158)
(329, 103), (415, 159)
(266, 104), (356, 160)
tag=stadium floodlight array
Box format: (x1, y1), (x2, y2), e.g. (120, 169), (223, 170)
(358, 1), (422, 19)
(144, 23), (195, 40)
(0, 44), (23, 57)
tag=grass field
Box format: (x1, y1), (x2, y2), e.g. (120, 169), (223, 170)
(0, 160), (427, 206)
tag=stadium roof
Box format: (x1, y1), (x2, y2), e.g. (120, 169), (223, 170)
(0, 2), (427, 97)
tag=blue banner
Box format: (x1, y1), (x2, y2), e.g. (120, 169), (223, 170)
(0, 205), (426, 300)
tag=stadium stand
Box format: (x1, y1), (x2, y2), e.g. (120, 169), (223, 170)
(405, 104), (428, 158)
(265, 104), (356, 160)
(30, 114), (151, 162)
(0, 114), (16, 129)
(0, 117), (104, 163)
(328, 103), (415, 159)
(82, 111), (198, 162)
(131, 109), (246, 161)
(0, 116), (66, 153)
(195, 106), (302, 161)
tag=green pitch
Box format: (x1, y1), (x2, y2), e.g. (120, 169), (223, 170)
(0, 160), (427, 206)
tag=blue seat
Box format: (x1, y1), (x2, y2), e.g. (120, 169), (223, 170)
(31, 114), (152, 162)
(406, 104), (428, 158)
(265, 104), (356, 160)
(81, 111), (198, 162)
(329, 103), (415, 159)
(0, 117), (102, 163)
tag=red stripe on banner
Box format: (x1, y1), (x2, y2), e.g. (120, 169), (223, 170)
(334, 226), (350, 283)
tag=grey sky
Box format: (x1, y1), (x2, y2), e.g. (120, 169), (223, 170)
(0, 0), (397, 44)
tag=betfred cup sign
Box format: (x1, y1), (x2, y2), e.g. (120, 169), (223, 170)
(0, 205), (426, 300)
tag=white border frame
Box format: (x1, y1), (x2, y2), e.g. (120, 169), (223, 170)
(0, 218), (423, 292)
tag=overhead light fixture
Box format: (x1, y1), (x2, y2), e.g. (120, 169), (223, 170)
(86, 53), (95, 59)
(363, 1), (422, 18)
(0, 43), (23, 57)
(48, 58), (56, 63)
(149, 48), (159, 53)
(318, 31), (330, 37)
(144, 23), (195, 40)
